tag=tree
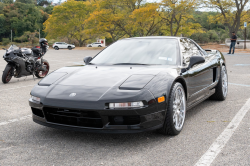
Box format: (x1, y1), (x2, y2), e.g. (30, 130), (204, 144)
(1, 0), (13, 4)
(37, 0), (51, 6)
(0, 2), (45, 40)
(86, 0), (163, 41)
(2, 38), (10, 45)
(160, 0), (203, 36)
(15, 31), (39, 45)
(203, 0), (250, 37)
(44, 0), (95, 46)
(129, 3), (163, 36)
(0, 14), (5, 39)
(16, 0), (36, 4)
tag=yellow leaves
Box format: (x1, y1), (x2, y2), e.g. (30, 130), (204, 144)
(160, 0), (202, 36)
(44, 0), (94, 44)
(45, 0), (205, 42)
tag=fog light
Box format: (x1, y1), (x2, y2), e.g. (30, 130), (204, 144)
(109, 101), (144, 108)
(31, 95), (40, 103)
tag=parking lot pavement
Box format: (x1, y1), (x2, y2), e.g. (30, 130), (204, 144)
(0, 50), (250, 166)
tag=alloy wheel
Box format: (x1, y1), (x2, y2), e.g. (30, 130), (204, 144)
(38, 62), (49, 77)
(222, 66), (228, 97)
(173, 86), (186, 131)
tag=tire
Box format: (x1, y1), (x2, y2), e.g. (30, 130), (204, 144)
(210, 65), (228, 101)
(2, 65), (13, 84)
(158, 82), (187, 136)
(68, 46), (72, 50)
(54, 46), (59, 50)
(35, 60), (50, 78)
(98, 45), (102, 47)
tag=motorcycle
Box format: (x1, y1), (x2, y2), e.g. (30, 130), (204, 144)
(2, 44), (50, 84)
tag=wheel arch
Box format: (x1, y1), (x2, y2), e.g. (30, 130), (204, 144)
(173, 77), (187, 100)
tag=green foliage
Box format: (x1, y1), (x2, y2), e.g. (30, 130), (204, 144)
(2, 38), (10, 45)
(207, 30), (219, 42)
(0, 14), (5, 36)
(193, 11), (225, 31)
(37, 0), (51, 6)
(190, 33), (209, 43)
(48, 39), (56, 46)
(16, 0), (36, 4)
(0, 1), (52, 42)
(1, 0), (13, 4)
(42, 5), (53, 14)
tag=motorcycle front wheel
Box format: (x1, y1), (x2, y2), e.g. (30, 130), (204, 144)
(2, 65), (13, 84)
(35, 60), (50, 78)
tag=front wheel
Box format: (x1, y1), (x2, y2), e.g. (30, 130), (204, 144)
(35, 60), (50, 78)
(68, 46), (72, 50)
(2, 65), (14, 84)
(158, 82), (187, 136)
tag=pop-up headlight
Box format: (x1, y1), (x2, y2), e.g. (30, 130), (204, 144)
(109, 101), (144, 109)
(119, 75), (155, 90)
(39, 72), (67, 86)
(31, 95), (40, 103)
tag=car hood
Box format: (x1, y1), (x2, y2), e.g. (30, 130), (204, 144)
(35, 65), (177, 108)
(57, 65), (162, 87)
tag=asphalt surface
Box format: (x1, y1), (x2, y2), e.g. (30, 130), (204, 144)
(0, 49), (250, 166)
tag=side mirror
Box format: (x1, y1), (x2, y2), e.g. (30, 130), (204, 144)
(187, 56), (205, 70)
(84, 56), (93, 65)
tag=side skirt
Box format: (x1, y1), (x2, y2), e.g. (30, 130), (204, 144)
(187, 88), (215, 110)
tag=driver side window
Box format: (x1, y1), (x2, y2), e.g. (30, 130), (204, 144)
(180, 38), (202, 66)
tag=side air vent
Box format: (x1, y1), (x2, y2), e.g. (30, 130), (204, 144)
(213, 67), (217, 82)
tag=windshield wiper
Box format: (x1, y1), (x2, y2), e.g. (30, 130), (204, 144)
(113, 63), (150, 65)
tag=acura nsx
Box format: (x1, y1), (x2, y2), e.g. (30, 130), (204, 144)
(29, 37), (228, 135)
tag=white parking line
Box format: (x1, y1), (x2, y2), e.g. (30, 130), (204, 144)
(229, 83), (250, 87)
(0, 115), (32, 126)
(194, 98), (250, 166)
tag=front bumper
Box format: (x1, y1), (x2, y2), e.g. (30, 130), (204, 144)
(29, 99), (166, 133)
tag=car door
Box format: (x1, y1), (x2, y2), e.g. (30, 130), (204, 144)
(62, 43), (68, 48)
(180, 38), (213, 107)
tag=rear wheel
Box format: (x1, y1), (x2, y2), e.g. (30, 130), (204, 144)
(2, 65), (13, 84)
(35, 60), (50, 78)
(98, 45), (102, 47)
(158, 82), (186, 136)
(210, 65), (228, 101)
(54, 46), (59, 50)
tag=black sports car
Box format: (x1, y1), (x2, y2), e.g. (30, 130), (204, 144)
(29, 37), (228, 135)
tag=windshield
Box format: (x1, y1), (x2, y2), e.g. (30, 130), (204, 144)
(91, 39), (179, 65)
(7, 45), (19, 53)
(8, 45), (19, 51)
